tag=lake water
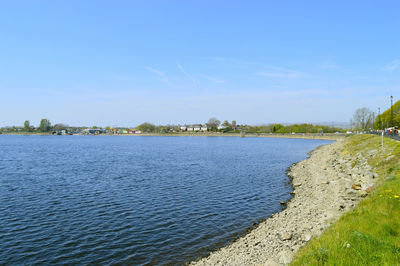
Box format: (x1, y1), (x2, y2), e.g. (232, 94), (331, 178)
(0, 135), (332, 265)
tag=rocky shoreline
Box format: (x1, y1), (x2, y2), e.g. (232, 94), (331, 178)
(190, 138), (379, 265)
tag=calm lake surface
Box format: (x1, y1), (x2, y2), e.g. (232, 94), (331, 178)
(0, 135), (332, 265)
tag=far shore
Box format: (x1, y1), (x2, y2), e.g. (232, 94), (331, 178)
(0, 132), (345, 141)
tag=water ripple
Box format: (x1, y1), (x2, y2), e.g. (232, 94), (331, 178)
(0, 135), (332, 265)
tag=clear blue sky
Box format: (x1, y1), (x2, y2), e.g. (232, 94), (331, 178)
(1, 1), (399, 127)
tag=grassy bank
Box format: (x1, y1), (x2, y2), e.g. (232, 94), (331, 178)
(292, 134), (400, 265)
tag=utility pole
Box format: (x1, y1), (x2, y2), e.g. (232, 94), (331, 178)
(371, 112), (375, 132)
(378, 107), (381, 130)
(391, 95), (394, 127)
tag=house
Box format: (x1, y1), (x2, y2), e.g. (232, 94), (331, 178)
(193, 124), (202, 131)
(181, 124), (208, 132)
(84, 128), (103, 135)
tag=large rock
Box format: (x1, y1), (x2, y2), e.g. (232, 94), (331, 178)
(277, 250), (293, 264)
(363, 173), (373, 179)
(357, 190), (368, 197)
(301, 223), (313, 230)
(264, 258), (280, 266)
(302, 233), (312, 242)
(279, 232), (292, 241)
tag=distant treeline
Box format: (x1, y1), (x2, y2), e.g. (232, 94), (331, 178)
(242, 123), (343, 134)
(0, 119), (86, 134)
(136, 122), (343, 134)
(0, 118), (344, 134)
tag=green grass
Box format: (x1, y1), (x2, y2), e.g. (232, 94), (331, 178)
(291, 134), (400, 265)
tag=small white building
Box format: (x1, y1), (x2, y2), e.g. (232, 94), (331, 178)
(193, 124), (202, 131)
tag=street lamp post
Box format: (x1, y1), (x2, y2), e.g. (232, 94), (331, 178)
(391, 95), (393, 127)
(378, 107), (381, 130)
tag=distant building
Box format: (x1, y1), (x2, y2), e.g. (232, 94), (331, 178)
(180, 124), (208, 132)
(192, 124), (202, 131)
(84, 128), (104, 135)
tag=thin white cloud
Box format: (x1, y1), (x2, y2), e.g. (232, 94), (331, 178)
(199, 74), (226, 84)
(206, 57), (310, 78)
(319, 60), (340, 70)
(176, 63), (198, 85)
(383, 59), (400, 72)
(146, 67), (171, 85)
(257, 72), (286, 78)
(257, 65), (311, 78)
(262, 65), (298, 73)
(257, 71), (310, 78)
(207, 57), (297, 71)
(146, 67), (165, 76)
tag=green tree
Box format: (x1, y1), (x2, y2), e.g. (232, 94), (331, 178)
(137, 122), (156, 132)
(395, 113), (400, 127)
(39, 119), (51, 132)
(53, 123), (68, 131)
(24, 120), (30, 132)
(222, 120), (231, 127)
(105, 126), (111, 131)
(272, 124), (284, 133)
(376, 98), (400, 128)
(220, 120), (233, 133)
(207, 117), (221, 132)
(374, 114), (382, 130)
(231, 120), (237, 130)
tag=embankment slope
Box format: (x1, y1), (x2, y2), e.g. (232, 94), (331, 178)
(192, 135), (385, 265)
